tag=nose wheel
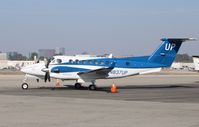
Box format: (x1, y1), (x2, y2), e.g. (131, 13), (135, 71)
(21, 83), (29, 90)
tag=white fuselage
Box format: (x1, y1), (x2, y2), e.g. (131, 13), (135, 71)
(21, 55), (161, 83)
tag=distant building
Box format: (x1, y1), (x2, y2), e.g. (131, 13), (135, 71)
(55, 47), (65, 55)
(0, 53), (8, 69)
(38, 49), (55, 59)
(0, 60), (37, 70)
(0, 53), (8, 60)
(7, 52), (27, 60)
(171, 62), (194, 70)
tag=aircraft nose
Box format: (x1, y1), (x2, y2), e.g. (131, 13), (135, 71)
(20, 63), (46, 76)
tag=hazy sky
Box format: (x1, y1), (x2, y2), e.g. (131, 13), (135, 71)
(0, 0), (199, 56)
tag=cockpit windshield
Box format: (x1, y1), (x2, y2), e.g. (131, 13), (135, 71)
(51, 58), (62, 64)
(51, 58), (55, 64)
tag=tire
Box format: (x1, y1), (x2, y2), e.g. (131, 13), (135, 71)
(88, 85), (96, 90)
(74, 83), (82, 89)
(22, 83), (29, 90)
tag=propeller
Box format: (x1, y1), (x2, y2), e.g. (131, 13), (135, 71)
(42, 58), (51, 82)
(44, 71), (50, 82)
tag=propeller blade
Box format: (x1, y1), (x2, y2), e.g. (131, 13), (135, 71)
(43, 58), (51, 82)
(44, 72), (51, 82)
(44, 73), (48, 82)
(46, 59), (51, 68)
(47, 72), (51, 82)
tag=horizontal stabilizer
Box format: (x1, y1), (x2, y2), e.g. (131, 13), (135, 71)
(193, 56), (199, 58)
(161, 38), (197, 43)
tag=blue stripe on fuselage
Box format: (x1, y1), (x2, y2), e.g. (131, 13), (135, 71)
(51, 56), (167, 72)
(51, 66), (90, 73)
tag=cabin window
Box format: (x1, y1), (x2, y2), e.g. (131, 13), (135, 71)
(88, 60), (92, 64)
(94, 60), (98, 65)
(99, 61), (105, 65)
(69, 59), (73, 63)
(82, 60), (85, 64)
(75, 59), (79, 64)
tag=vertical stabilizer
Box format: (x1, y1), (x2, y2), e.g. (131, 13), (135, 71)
(148, 38), (196, 67)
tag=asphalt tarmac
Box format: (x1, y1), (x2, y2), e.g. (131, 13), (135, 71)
(0, 72), (199, 127)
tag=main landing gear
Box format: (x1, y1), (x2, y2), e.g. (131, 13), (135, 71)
(74, 82), (97, 90)
(74, 83), (82, 89)
(88, 81), (97, 90)
(88, 84), (96, 90)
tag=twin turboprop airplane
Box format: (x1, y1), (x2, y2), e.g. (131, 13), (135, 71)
(21, 38), (196, 90)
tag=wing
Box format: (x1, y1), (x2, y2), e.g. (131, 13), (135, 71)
(78, 67), (114, 79)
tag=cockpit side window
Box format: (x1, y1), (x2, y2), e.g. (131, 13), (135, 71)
(56, 59), (62, 64)
(69, 59), (73, 64)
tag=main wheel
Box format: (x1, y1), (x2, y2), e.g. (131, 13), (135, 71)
(88, 85), (96, 90)
(21, 83), (29, 90)
(74, 83), (82, 89)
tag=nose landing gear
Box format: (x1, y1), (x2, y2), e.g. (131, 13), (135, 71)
(21, 74), (29, 90)
(21, 83), (29, 90)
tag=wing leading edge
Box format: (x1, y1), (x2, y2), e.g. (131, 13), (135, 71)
(78, 62), (115, 79)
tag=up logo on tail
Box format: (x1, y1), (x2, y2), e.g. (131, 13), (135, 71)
(165, 43), (176, 51)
